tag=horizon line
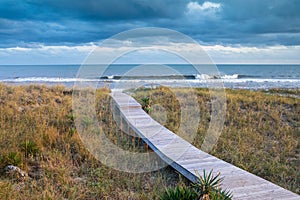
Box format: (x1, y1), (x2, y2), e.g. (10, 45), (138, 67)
(1, 63), (300, 66)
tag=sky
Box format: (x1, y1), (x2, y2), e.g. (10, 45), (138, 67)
(0, 0), (299, 64)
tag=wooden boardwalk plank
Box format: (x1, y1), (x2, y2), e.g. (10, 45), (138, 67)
(111, 92), (300, 200)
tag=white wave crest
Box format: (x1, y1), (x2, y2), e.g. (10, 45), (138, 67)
(195, 74), (239, 79)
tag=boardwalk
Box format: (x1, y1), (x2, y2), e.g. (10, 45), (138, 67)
(111, 92), (300, 200)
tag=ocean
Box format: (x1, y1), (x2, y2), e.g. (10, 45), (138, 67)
(0, 64), (299, 89)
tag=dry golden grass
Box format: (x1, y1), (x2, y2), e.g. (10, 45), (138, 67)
(0, 84), (185, 200)
(133, 87), (300, 195)
(1, 84), (299, 199)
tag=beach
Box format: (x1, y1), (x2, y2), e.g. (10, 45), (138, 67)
(1, 0), (299, 198)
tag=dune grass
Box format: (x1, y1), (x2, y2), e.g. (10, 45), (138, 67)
(0, 84), (186, 200)
(0, 84), (299, 199)
(133, 87), (300, 195)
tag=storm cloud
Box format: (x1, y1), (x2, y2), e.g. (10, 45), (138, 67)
(0, 0), (299, 64)
(0, 0), (299, 47)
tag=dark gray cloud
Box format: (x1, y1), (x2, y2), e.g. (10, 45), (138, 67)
(37, 0), (187, 20)
(0, 0), (299, 47)
(0, 0), (187, 20)
(221, 0), (300, 33)
(176, 0), (300, 46)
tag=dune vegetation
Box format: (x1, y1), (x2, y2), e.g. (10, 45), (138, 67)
(133, 87), (300, 195)
(0, 84), (185, 200)
(0, 84), (299, 199)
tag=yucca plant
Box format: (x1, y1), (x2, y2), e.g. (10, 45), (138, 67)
(193, 170), (232, 200)
(159, 170), (232, 200)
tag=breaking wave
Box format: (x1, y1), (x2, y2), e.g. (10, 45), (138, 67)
(1, 75), (300, 89)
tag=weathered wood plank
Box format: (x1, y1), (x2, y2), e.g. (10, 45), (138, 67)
(111, 92), (300, 200)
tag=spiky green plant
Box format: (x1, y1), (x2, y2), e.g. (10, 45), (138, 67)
(193, 170), (232, 200)
(159, 170), (232, 200)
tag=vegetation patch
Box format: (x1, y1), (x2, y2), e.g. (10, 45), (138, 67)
(134, 87), (300, 195)
(0, 84), (186, 199)
(160, 170), (232, 200)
